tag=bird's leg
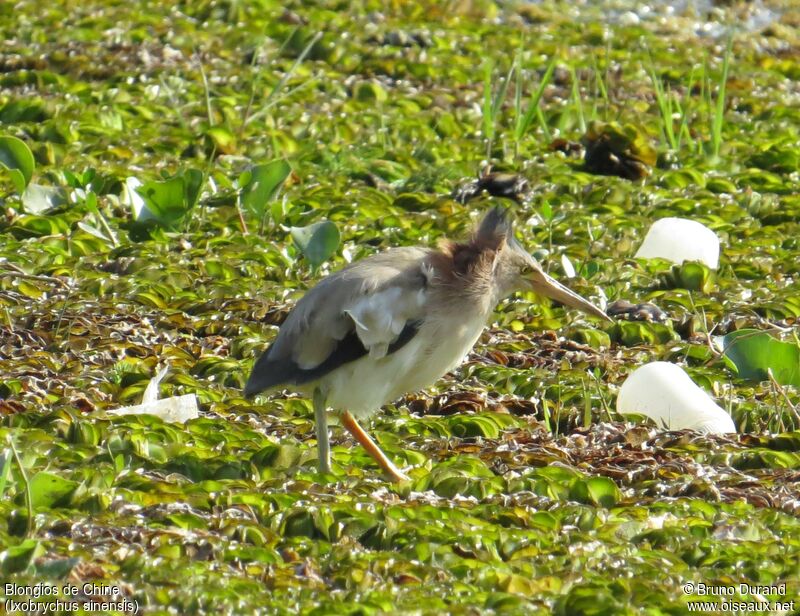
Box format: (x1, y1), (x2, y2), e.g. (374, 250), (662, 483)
(340, 410), (409, 482)
(312, 387), (331, 474)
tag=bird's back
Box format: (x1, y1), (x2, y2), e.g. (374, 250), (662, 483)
(244, 246), (433, 397)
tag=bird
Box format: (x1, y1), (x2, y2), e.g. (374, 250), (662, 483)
(244, 207), (610, 482)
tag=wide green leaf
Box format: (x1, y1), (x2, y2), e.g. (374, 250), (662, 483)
(0, 135), (35, 193)
(241, 160), (291, 218)
(0, 539), (44, 575)
(21, 183), (66, 214)
(584, 477), (622, 508)
(290, 220), (340, 268)
(136, 176), (187, 225)
(133, 169), (203, 228)
(721, 329), (800, 387)
(29, 471), (78, 508)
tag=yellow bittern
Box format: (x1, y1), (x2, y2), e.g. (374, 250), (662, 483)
(245, 208), (609, 481)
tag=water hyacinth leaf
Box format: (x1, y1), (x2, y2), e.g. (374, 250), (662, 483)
(0, 99), (49, 123)
(11, 214), (70, 237)
(0, 539), (45, 575)
(660, 262), (715, 293)
(674, 262), (714, 292)
(448, 415), (501, 438)
(136, 176), (186, 224)
(0, 135), (35, 193)
(134, 169), (202, 228)
(747, 145), (799, 174)
(290, 220), (340, 268)
(721, 329), (800, 387)
(29, 471), (79, 508)
(354, 80), (388, 102)
(205, 126), (237, 155)
(76, 221), (112, 243)
(572, 476), (622, 507)
(241, 160), (291, 218)
(34, 557), (80, 578)
(21, 183), (66, 214)
(183, 168), (204, 209)
(540, 199), (553, 222)
(394, 192), (435, 211)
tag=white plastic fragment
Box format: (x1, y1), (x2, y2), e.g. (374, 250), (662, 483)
(560, 253), (576, 279)
(142, 364), (169, 404)
(109, 395), (199, 424)
(616, 362), (735, 434)
(107, 365), (198, 424)
(122, 177), (154, 222)
(635, 217), (720, 269)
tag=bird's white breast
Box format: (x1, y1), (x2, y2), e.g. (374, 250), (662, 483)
(319, 312), (487, 417)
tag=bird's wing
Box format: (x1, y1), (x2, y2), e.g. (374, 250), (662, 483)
(244, 247), (433, 395)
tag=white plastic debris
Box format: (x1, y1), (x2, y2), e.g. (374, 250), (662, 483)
(635, 217), (720, 269)
(142, 364), (169, 404)
(107, 365), (199, 424)
(122, 177), (155, 223)
(616, 362), (735, 434)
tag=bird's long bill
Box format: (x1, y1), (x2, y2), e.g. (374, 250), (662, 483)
(527, 268), (611, 321)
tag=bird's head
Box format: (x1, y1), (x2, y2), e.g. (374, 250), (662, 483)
(476, 207), (610, 321)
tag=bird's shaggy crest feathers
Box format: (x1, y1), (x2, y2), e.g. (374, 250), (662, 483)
(435, 207), (514, 277)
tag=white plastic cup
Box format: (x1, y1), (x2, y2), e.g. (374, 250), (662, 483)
(616, 362), (735, 434)
(635, 217), (720, 269)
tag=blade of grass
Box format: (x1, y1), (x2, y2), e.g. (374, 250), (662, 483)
(541, 398), (552, 433)
(710, 33), (733, 160)
(569, 65), (586, 134)
(482, 59), (515, 160)
(238, 37), (266, 137)
(676, 64), (698, 152)
(0, 447), (11, 500)
(493, 62), (515, 121)
(197, 56), (214, 127)
(701, 55), (712, 155)
(591, 46), (611, 121)
(482, 59), (494, 159)
(513, 48), (524, 159)
(157, 75), (191, 133)
(9, 436), (33, 537)
(604, 30), (613, 117)
(582, 379), (592, 428)
(245, 31), (323, 128)
(535, 106), (551, 142)
(85, 191), (118, 248)
(514, 56), (556, 142)
(645, 48), (678, 151)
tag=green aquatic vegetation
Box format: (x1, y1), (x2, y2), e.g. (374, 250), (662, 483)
(1, 0), (800, 613)
(0, 136), (35, 194)
(482, 58), (515, 160)
(582, 121), (657, 180)
(722, 329), (800, 388)
(514, 55), (557, 157)
(290, 220), (341, 271)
